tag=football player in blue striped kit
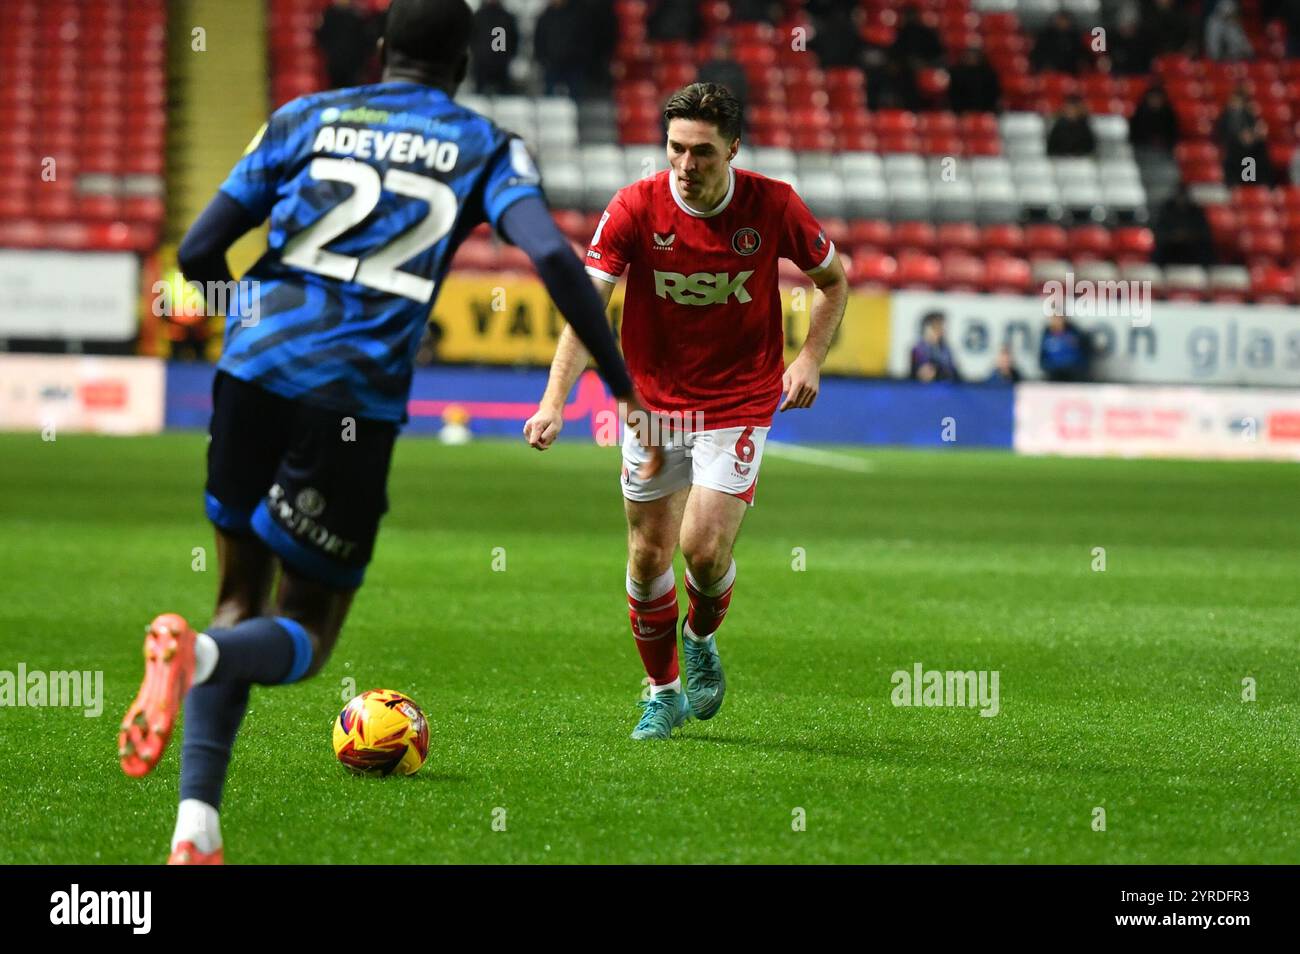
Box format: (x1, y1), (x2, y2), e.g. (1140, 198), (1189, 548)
(117, 0), (657, 864)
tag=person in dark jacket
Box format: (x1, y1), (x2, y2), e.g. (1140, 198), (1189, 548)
(469, 0), (519, 94)
(1039, 310), (1094, 382)
(812, 5), (866, 69)
(910, 312), (962, 382)
(1128, 85), (1179, 152)
(1215, 89), (1265, 148)
(1046, 96), (1097, 156)
(1152, 186), (1214, 266)
(732, 0), (778, 22)
(892, 5), (944, 68)
(985, 345), (1023, 385)
(646, 0), (700, 41)
(534, 0), (589, 98)
(948, 47), (1001, 113)
(1031, 12), (1085, 74)
(1223, 126), (1278, 186)
(317, 0), (375, 89)
(1107, 15), (1153, 74)
(1142, 0), (1195, 55)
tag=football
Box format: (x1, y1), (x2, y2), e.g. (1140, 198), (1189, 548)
(332, 689), (429, 777)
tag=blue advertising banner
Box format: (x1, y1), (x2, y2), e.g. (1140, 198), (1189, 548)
(166, 363), (1015, 448)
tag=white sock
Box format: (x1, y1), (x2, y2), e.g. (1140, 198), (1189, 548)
(626, 565), (675, 602)
(685, 559), (736, 597)
(651, 677), (681, 696)
(192, 632), (218, 685)
(683, 621), (711, 643)
(172, 798), (222, 853)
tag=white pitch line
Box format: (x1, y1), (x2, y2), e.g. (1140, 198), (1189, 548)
(764, 441), (876, 473)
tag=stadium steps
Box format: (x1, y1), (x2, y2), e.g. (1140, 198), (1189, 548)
(166, 0), (270, 276)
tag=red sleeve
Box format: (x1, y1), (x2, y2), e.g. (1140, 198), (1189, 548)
(584, 189), (637, 284)
(778, 187), (835, 273)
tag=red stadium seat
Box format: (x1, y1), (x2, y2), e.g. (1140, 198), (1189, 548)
(895, 252), (943, 289)
(1023, 224), (1069, 261)
(852, 251), (898, 289)
(1250, 265), (1295, 303)
(983, 254), (1033, 294)
(849, 219), (893, 251)
(1111, 227), (1155, 263)
(1069, 225), (1112, 261)
(1239, 229), (1284, 265)
(981, 224), (1025, 256)
(939, 252), (985, 291)
(935, 222), (981, 255)
(893, 221), (938, 255)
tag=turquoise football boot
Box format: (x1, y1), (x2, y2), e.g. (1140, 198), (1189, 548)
(682, 632), (726, 720)
(630, 687), (692, 740)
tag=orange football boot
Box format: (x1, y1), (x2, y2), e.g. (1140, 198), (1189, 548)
(119, 613), (197, 778)
(167, 841), (224, 865)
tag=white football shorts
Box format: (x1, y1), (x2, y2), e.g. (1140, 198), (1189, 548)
(620, 424), (769, 505)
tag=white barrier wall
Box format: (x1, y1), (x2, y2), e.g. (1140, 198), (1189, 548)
(0, 355), (164, 435)
(889, 290), (1300, 388)
(0, 251), (139, 341)
(1015, 382), (1300, 460)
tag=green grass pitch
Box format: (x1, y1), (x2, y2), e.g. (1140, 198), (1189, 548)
(0, 431), (1297, 864)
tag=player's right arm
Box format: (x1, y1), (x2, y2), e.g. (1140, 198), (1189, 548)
(523, 278), (613, 450)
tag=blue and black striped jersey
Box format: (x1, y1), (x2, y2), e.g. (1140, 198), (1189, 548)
(217, 81), (543, 422)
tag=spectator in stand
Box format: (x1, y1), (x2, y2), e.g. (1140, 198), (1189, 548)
(1046, 96), (1097, 156)
(864, 47), (919, 109)
(646, 0), (700, 42)
(811, 5), (866, 70)
(699, 47), (750, 118)
(1106, 13), (1153, 75)
(581, 0), (618, 95)
(534, 0), (590, 99)
(892, 5), (944, 68)
(469, 0), (519, 94)
(316, 0), (375, 89)
(910, 312), (962, 383)
(732, 0), (779, 23)
(986, 346), (1022, 385)
(1152, 186), (1214, 266)
(1031, 12), (1085, 75)
(1141, 0), (1195, 56)
(1214, 89), (1265, 148)
(1289, 146), (1300, 185)
(1223, 125), (1278, 186)
(1128, 85), (1179, 153)
(948, 47), (1002, 114)
(1278, 0), (1300, 57)
(1039, 310), (1093, 382)
(1206, 1), (1255, 60)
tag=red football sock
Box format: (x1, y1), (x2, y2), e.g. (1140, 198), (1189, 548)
(685, 560), (736, 639)
(626, 567), (679, 685)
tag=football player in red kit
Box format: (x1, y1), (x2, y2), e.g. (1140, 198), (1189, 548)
(524, 83), (849, 739)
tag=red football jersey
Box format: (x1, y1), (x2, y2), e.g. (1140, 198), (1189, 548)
(584, 167), (834, 429)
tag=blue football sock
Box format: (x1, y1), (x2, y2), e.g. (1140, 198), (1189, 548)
(206, 616), (314, 685)
(179, 679), (250, 810)
(178, 617), (315, 810)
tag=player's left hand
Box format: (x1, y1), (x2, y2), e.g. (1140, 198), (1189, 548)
(779, 354), (820, 412)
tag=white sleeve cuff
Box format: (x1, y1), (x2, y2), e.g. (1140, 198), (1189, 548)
(585, 265), (620, 284)
(804, 241), (836, 275)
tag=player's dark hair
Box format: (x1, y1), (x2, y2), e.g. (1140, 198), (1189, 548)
(384, 0), (474, 70)
(663, 83), (743, 143)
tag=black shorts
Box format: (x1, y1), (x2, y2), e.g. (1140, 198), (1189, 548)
(205, 370), (398, 589)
